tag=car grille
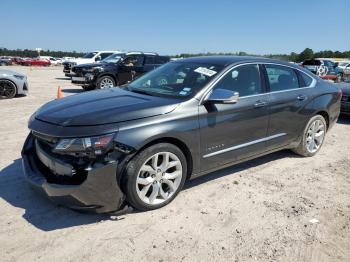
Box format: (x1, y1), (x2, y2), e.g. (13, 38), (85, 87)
(71, 67), (80, 74)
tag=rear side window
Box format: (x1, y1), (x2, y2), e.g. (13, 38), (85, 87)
(300, 72), (313, 87)
(213, 64), (262, 97)
(265, 65), (299, 92)
(145, 56), (155, 64)
(155, 56), (170, 64)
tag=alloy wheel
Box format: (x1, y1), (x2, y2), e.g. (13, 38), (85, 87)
(136, 152), (183, 205)
(0, 80), (16, 99)
(99, 78), (114, 89)
(305, 119), (325, 153)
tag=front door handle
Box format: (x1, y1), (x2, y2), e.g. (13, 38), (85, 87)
(254, 100), (268, 108)
(297, 95), (307, 101)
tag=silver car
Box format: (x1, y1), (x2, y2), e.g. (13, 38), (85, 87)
(0, 69), (28, 99)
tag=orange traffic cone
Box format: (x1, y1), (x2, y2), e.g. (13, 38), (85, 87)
(57, 86), (63, 99)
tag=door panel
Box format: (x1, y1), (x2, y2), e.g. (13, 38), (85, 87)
(199, 96), (269, 171)
(263, 64), (316, 150)
(198, 63), (269, 171)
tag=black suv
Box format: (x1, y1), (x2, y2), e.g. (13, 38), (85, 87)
(71, 52), (170, 90)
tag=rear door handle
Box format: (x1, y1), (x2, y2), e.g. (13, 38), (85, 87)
(254, 100), (268, 108)
(297, 95), (307, 101)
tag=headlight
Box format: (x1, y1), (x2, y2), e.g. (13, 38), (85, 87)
(14, 75), (25, 80)
(53, 133), (115, 156)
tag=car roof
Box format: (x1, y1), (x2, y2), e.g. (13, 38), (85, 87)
(176, 55), (293, 67)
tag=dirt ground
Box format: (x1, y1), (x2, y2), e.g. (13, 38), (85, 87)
(0, 66), (349, 262)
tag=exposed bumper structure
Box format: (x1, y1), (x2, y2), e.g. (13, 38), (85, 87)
(21, 134), (125, 213)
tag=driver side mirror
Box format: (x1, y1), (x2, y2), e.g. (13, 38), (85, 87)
(95, 56), (102, 62)
(206, 89), (239, 104)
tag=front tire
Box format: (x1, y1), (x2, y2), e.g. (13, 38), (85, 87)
(124, 143), (187, 211)
(0, 80), (17, 99)
(96, 76), (116, 89)
(292, 115), (327, 157)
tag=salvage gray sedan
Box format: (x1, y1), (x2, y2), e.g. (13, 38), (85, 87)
(22, 56), (341, 213)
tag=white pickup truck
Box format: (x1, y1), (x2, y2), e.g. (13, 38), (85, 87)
(63, 51), (123, 77)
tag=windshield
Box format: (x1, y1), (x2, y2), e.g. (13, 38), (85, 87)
(83, 52), (98, 59)
(102, 53), (123, 63)
(338, 62), (349, 67)
(128, 62), (224, 98)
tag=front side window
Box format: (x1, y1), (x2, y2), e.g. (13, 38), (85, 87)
(128, 62), (223, 98)
(213, 64), (262, 97)
(265, 65), (299, 92)
(122, 55), (144, 67)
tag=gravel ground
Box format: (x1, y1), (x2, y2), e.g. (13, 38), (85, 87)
(0, 66), (349, 262)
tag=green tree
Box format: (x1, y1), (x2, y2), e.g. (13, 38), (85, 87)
(298, 48), (314, 62)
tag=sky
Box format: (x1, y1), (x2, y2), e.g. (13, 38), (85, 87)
(1, 0), (350, 55)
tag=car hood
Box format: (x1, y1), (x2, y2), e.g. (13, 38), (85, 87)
(0, 69), (25, 77)
(33, 88), (180, 126)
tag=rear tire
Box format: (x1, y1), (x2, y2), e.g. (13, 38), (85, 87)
(124, 143), (187, 211)
(292, 115), (327, 157)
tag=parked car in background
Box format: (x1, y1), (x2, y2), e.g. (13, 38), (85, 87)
(341, 63), (350, 82)
(338, 83), (350, 114)
(71, 52), (170, 90)
(22, 56), (341, 213)
(335, 61), (350, 70)
(63, 51), (123, 77)
(22, 58), (51, 66)
(39, 56), (61, 66)
(302, 59), (342, 82)
(0, 69), (28, 99)
(0, 57), (13, 66)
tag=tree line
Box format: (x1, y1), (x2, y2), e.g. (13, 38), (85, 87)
(0, 48), (85, 58)
(1, 47), (350, 62)
(173, 48), (350, 62)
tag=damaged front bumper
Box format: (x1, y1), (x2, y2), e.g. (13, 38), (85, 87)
(21, 133), (126, 213)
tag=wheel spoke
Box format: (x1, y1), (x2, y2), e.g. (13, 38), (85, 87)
(163, 171), (182, 180)
(151, 153), (159, 169)
(163, 179), (175, 192)
(166, 160), (180, 170)
(139, 184), (152, 199)
(159, 186), (168, 199)
(137, 176), (154, 186)
(140, 164), (155, 174)
(160, 152), (170, 170)
(149, 183), (160, 203)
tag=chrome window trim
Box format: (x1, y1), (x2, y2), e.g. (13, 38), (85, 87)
(197, 61), (317, 105)
(203, 133), (287, 158)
